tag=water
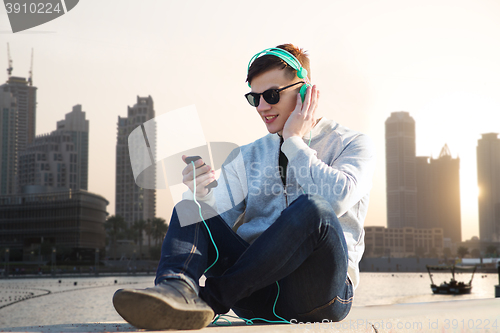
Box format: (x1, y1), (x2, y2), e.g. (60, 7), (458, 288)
(353, 272), (498, 306)
(0, 273), (498, 328)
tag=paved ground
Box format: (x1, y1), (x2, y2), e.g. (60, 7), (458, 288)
(0, 277), (499, 332)
(2, 298), (499, 332)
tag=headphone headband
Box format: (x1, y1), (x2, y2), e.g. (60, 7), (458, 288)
(247, 47), (308, 82)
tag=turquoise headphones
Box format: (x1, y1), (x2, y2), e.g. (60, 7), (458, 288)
(247, 47), (312, 102)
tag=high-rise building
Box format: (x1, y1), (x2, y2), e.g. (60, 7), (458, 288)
(386, 112), (462, 244)
(17, 105), (89, 191)
(427, 145), (462, 243)
(0, 75), (37, 195)
(0, 76), (37, 152)
(415, 156), (432, 229)
(56, 105), (89, 190)
(385, 111), (417, 228)
(18, 131), (77, 190)
(477, 133), (500, 242)
(115, 96), (156, 228)
(0, 89), (18, 195)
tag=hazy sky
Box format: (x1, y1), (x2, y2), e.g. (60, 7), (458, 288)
(2, 0), (500, 241)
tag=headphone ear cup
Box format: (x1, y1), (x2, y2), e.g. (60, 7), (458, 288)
(297, 68), (308, 79)
(299, 84), (311, 102)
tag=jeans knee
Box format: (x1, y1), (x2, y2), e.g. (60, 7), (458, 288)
(294, 194), (336, 219)
(175, 199), (196, 211)
(174, 200), (218, 227)
(175, 199), (204, 212)
(285, 194), (337, 233)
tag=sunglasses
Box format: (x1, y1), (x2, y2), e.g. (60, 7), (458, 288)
(245, 81), (304, 107)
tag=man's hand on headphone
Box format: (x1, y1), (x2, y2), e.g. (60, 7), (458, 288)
(282, 85), (319, 141)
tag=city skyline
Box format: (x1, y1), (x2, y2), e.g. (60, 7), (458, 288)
(2, 0), (500, 241)
(2, 66), (495, 243)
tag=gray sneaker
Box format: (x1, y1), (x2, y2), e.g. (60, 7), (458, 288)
(113, 279), (214, 330)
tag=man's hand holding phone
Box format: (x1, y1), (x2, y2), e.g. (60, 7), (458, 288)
(182, 155), (218, 198)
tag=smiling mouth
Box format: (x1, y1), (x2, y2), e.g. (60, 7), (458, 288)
(265, 115), (278, 120)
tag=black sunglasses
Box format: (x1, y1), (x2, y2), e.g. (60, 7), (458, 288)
(245, 81), (303, 107)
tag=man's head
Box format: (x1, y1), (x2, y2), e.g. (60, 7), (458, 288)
(245, 44), (311, 135)
(246, 44), (311, 85)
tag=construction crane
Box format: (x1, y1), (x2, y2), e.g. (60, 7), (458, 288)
(7, 43), (13, 77)
(28, 48), (33, 86)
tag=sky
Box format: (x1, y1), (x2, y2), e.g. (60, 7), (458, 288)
(1, 0), (500, 241)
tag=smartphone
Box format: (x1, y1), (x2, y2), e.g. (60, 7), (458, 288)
(185, 156), (218, 189)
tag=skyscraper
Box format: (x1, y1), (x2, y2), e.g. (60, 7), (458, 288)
(415, 156), (432, 229)
(427, 145), (462, 243)
(17, 105), (89, 191)
(385, 111), (417, 228)
(0, 76), (37, 152)
(0, 89), (17, 195)
(0, 75), (36, 195)
(115, 96), (156, 228)
(56, 105), (89, 190)
(477, 133), (500, 242)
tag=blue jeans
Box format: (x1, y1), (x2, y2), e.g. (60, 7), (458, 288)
(155, 194), (353, 323)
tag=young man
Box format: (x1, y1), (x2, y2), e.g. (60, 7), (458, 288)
(113, 44), (375, 330)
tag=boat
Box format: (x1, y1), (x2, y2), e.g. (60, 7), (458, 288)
(425, 264), (477, 295)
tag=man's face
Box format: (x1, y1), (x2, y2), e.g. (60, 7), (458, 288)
(249, 68), (301, 135)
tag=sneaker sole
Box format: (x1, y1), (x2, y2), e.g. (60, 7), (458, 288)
(113, 289), (214, 330)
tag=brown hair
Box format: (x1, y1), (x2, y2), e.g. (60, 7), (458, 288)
(246, 43), (311, 85)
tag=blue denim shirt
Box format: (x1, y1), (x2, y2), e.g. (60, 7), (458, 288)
(183, 117), (376, 290)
